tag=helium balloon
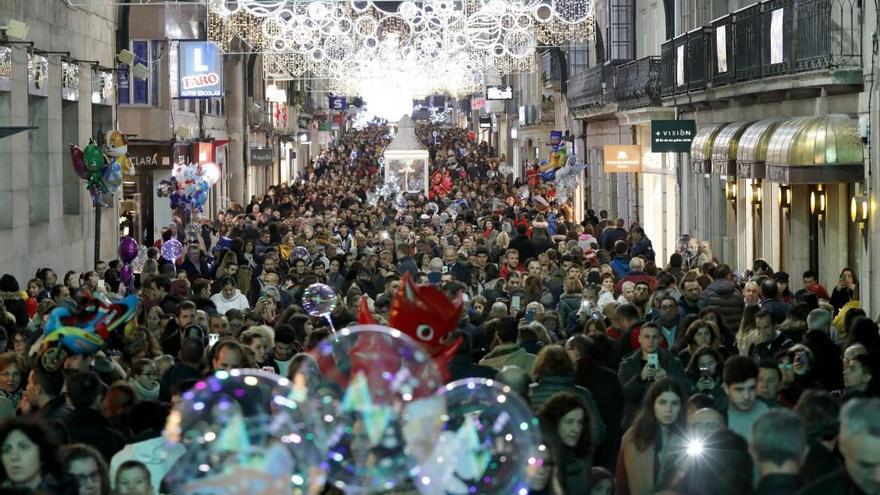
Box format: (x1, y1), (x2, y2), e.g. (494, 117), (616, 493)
(201, 162), (221, 186)
(301, 283), (336, 317)
(118, 236), (139, 264)
(103, 160), (123, 190)
(131, 245), (148, 272)
(161, 239), (184, 261)
(425, 202), (439, 215)
(292, 246), (310, 263)
(487, 170), (496, 178)
(415, 378), (542, 495)
(517, 185), (531, 201)
(83, 141), (105, 173)
(69, 144), (90, 180)
(307, 325), (445, 493)
(163, 369), (328, 495)
(185, 222), (201, 241)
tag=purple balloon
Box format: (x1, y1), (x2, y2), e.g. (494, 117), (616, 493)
(120, 264), (133, 285)
(118, 236), (139, 263)
(161, 239), (184, 261)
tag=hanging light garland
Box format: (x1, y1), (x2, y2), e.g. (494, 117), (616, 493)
(208, 0), (595, 97)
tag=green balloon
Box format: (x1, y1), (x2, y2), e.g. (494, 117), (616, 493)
(83, 143), (105, 173)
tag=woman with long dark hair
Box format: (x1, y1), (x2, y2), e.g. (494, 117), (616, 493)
(0, 417), (76, 493)
(615, 378), (688, 495)
(537, 392), (594, 495)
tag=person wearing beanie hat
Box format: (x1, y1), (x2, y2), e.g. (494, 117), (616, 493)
(0, 274), (28, 327)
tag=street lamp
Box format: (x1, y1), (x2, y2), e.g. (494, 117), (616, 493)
(750, 181), (763, 209)
(809, 185), (826, 220)
(850, 194), (869, 224)
(778, 184), (792, 214)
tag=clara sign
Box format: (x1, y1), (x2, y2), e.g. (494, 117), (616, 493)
(178, 41), (223, 98)
(651, 120), (696, 152)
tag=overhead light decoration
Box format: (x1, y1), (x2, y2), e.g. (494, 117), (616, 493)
(207, 0), (595, 100)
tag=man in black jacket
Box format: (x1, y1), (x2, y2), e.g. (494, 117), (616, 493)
(751, 409), (806, 495)
(64, 371), (126, 463)
(799, 398), (880, 495)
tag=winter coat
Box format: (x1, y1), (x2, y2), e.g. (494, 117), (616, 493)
(698, 279), (745, 332)
(629, 238), (655, 262)
(615, 427), (686, 495)
(478, 343), (537, 377)
(557, 294), (584, 330)
(610, 257), (631, 278)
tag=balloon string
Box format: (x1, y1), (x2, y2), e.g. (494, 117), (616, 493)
(324, 314), (336, 335)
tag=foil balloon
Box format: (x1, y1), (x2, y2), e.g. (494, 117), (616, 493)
(118, 236), (139, 264)
(103, 160), (123, 191)
(69, 144), (90, 180)
(292, 246), (310, 263)
(82, 140), (106, 173)
(161, 239), (184, 261)
(131, 245), (148, 272)
(185, 222), (202, 241)
(163, 370), (328, 495)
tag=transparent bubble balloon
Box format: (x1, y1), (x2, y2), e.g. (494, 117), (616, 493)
(487, 169), (496, 178)
(160, 239), (184, 261)
(307, 325), (445, 493)
(395, 193), (408, 210)
(517, 185), (531, 201)
(425, 202), (439, 215)
(185, 222), (201, 241)
(302, 283), (337, 317)
(415, 378), (542, 495)
(163, 370), (328, 495)
(292, 246), (311, 263)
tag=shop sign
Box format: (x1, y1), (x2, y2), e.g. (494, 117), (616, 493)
(61, 61), (80, 101)
(329, 96), (347, 110)
(250, 147), (273, 167)
(471, 97), (486, 111)
(318, 122), (332, 132)
(651, 120), (696, 152)
(479, 116), (492, 129)
(178, 41), (223, 98)
(603, 145), (643, 173)
(28, 53), (48, 96)
(128, 144), (173, 171)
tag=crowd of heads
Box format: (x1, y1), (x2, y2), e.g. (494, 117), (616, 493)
(0, 120), (876, 494)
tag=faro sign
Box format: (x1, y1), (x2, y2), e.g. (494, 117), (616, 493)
(178, 41), (223, 98)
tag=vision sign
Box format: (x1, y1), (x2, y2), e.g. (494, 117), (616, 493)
(178, 41), (223, 98)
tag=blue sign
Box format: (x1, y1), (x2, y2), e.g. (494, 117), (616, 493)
(329, 96), (348, 110)
(178, 41), (223, 98)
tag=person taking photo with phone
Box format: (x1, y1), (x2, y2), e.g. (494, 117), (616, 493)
(618, 323), (686, 429)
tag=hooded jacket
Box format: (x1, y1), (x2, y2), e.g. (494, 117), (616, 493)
(698, 278), (745, 332)
(210, 288), (251, 314)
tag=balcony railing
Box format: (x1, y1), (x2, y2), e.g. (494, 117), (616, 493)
(615, 56), (662, 110)
(661, 0), (860, 96)
(566, 64), (615, 110)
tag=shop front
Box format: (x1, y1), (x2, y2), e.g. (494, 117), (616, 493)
(121, 140), (177, 245)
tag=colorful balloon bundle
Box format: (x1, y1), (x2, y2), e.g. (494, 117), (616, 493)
(40, 289), (138, 372)
(69, 131), (131, 207)
(156, 162), (219, 213)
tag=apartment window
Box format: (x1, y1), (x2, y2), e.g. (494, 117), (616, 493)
(607, 0), (635, 62)
(566, 42), (590, 76)
(120, 40), (162, 106)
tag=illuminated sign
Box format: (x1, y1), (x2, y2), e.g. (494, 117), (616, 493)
(603, 145), (643, 173)
(178, 41), (223, 98)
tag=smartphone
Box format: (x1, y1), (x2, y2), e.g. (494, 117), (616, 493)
(208, 334), (220, 348)
(647, 353), (659, 369)
(511, 295), (522, 311)
(96, 280), (106, 291)
(442, 266), (449, 274)
(699, 365), (712, 379)
(524, 308), (535, 323)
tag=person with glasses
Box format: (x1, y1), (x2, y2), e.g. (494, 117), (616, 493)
(60, 443), (111, 495)
(127, 359), (160, 402)
(0, 352), (25, 417)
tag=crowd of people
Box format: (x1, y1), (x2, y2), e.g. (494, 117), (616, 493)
(0, 119), (876, 495)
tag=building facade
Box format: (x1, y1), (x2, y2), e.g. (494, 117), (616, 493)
(0, 2), (118, 282)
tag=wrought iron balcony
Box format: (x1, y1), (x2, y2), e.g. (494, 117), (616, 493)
(615, 56), (662, 110)
(566, 64), (615, 111)
(660, 0), (861, 98)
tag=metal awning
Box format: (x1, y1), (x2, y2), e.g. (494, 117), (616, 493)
(0, 126), (35, 139)
(690, 123), (728, 174)
(711, 121), (754, 175)
(735, 118), (786, 179)
(765, 115), (864, 184)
